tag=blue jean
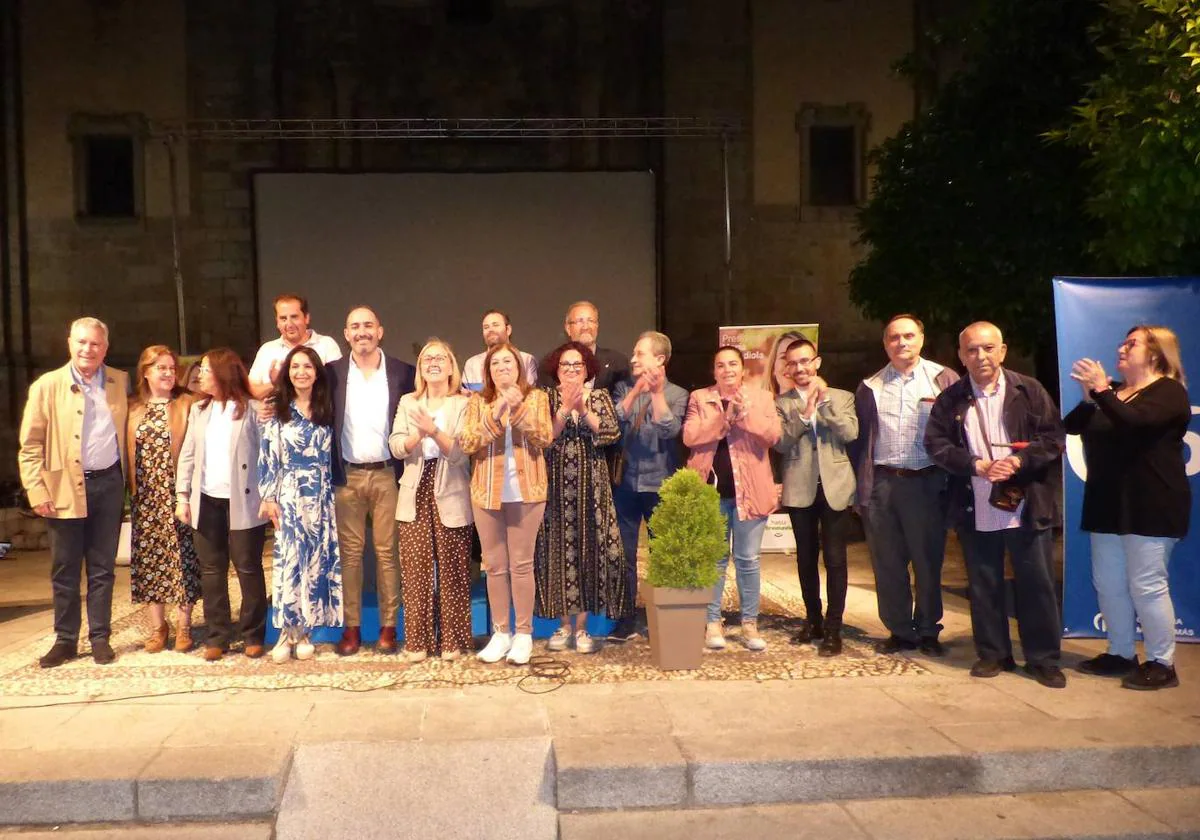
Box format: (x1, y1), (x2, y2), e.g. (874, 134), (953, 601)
(1090, 532), (1178, 666)
(708, 499), (768, 623)
(613, 486), (660, 615)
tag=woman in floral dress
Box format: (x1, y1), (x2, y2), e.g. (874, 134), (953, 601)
(126, 345), (201, 652)
(259, 346), (342, 663)
(534, 341), (627, 654)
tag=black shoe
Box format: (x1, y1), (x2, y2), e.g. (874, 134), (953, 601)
(970, 657), (1017, 678)
(1077, 652), (1138, 677)
(1121, 661), (1179, 691)
(1024, 662), (1067, 689)
(38, 642), (78, 669)
(874, 635), (918, 654)
(91, 639), (116, 665)
(817, 619), (842, 657)
(607, 617), (640, 643)
(918, 636), (947, 657)
(792, 616), (824, 645)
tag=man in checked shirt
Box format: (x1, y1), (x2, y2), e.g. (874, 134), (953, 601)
(849, 314), (959, 656)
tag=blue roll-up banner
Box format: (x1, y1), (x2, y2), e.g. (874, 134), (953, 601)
(1054, 276), (1200, 642)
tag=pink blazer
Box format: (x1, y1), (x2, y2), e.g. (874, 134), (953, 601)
(683, 385), (781, 521)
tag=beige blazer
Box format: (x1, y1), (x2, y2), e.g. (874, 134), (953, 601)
(125, 393), (196, 496)
(175, 398), (268, 531)
(389, 392), (472, 527)
(774, 387), (859, 511)
(18, 364), (129, 518)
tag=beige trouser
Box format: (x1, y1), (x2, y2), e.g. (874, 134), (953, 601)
(473, 501), (545, 635)
(335, 466), (400, 626)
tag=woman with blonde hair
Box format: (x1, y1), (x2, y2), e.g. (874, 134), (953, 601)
(390, 339), (474, 662)
(460, 342), (552, 666)
(126, 345), (201, 652)
(1067, 324), (1190, 690)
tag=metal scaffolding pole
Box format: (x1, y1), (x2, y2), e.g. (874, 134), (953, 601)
(154, 116), (744, 344)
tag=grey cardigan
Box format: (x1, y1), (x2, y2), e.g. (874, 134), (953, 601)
(175, 398), (268, 531)
(774, 387), (859, 511)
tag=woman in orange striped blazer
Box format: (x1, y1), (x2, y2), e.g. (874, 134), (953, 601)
(459, 342), (552, 666)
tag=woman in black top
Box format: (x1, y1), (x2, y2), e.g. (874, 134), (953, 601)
(1066, 325), (1189, 691)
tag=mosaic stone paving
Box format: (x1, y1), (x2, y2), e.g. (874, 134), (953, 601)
(0, 573), (928, 698)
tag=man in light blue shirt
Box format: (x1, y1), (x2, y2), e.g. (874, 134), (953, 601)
(608, 331), (688, 641)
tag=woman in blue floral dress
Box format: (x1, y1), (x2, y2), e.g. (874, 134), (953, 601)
(258, 346), (342, 663)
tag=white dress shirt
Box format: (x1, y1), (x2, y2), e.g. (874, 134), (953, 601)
(341, 353), (391, 464)
(873, 358), (941, 469)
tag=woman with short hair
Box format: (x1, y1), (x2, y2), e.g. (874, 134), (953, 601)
(390, 339), (473, 662)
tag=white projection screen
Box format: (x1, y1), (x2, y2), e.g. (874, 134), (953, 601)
(252, 172), (657, 368)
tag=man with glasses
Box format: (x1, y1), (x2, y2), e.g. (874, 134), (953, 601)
(325, 306), (415, 655)
(774, 339), (858, 656)
(19, 317), (129, 667)
(541, 300), (629, 391)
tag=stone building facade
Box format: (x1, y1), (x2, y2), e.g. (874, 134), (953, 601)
(1, 0), (941, 484)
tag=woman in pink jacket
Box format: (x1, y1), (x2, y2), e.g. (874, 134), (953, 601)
(683, 345), (782, 652)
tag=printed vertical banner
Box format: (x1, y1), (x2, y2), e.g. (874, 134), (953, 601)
(1054, 277), (1199, 642)
(718, 323), (820, 552)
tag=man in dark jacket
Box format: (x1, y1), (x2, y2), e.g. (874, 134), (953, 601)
(925, 322), (1067, 688)
(327, 306), (415, 656)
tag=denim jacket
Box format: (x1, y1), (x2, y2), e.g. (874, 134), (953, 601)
(611, 378), (689, 494)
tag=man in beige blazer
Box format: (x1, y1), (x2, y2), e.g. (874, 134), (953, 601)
(774, 338), (858, 656)
(18, 317), (129, 667)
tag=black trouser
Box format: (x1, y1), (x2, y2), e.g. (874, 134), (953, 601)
(956, 525), (1061, 667)
(863, 469), (947, 642)
(193, 494), (268, 649)
(785, 484), (850, 622)
(46, 464), (124, 644)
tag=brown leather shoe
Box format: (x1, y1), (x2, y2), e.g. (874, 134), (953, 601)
(174, 626), (193, 653)
(336, 626), (362, 657)
(377, 626), (398, 654)
(203, 646), (224, 662)
(243, 644), (265, 659)
(144, 621), (169, 654)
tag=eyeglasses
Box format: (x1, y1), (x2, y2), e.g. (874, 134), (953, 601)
(198, 365), (212, 373)
(567, 317), (598, 327)
(422, 354), (450, 365)
(558, 361), (586, 370)
(151, 365), (176, 374)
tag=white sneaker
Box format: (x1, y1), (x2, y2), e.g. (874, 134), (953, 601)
(575, 630), (596, 654)
(477, 629), (513, 663)
(401, 649), (428, 664)
(270, 633), (293, 664)
(547, 627), (571, 652)
(295, 634), (315, 661)
(507, 633), (534, 665)
(705, 621), (727, 650)
(741, 621), (767, 652)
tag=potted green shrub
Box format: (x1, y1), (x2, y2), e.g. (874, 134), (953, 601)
(645, 468), (726, 670)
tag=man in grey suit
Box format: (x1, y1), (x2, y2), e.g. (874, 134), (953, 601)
(775, 339), (859, 656)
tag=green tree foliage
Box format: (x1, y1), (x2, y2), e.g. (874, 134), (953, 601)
(850, 0), (1104, 355)
(646, 469), (725, 590)
(1056, 0), (1200, 272)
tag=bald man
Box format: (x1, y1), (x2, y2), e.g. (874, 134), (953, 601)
(925, 322), (1067, 688)
(325, 306), (415, 655)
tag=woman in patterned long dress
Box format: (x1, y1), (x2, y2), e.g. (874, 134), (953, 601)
(258, 346), (342, 664)
(534, 341), (627, 654)
(125, 345), (201, 653)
